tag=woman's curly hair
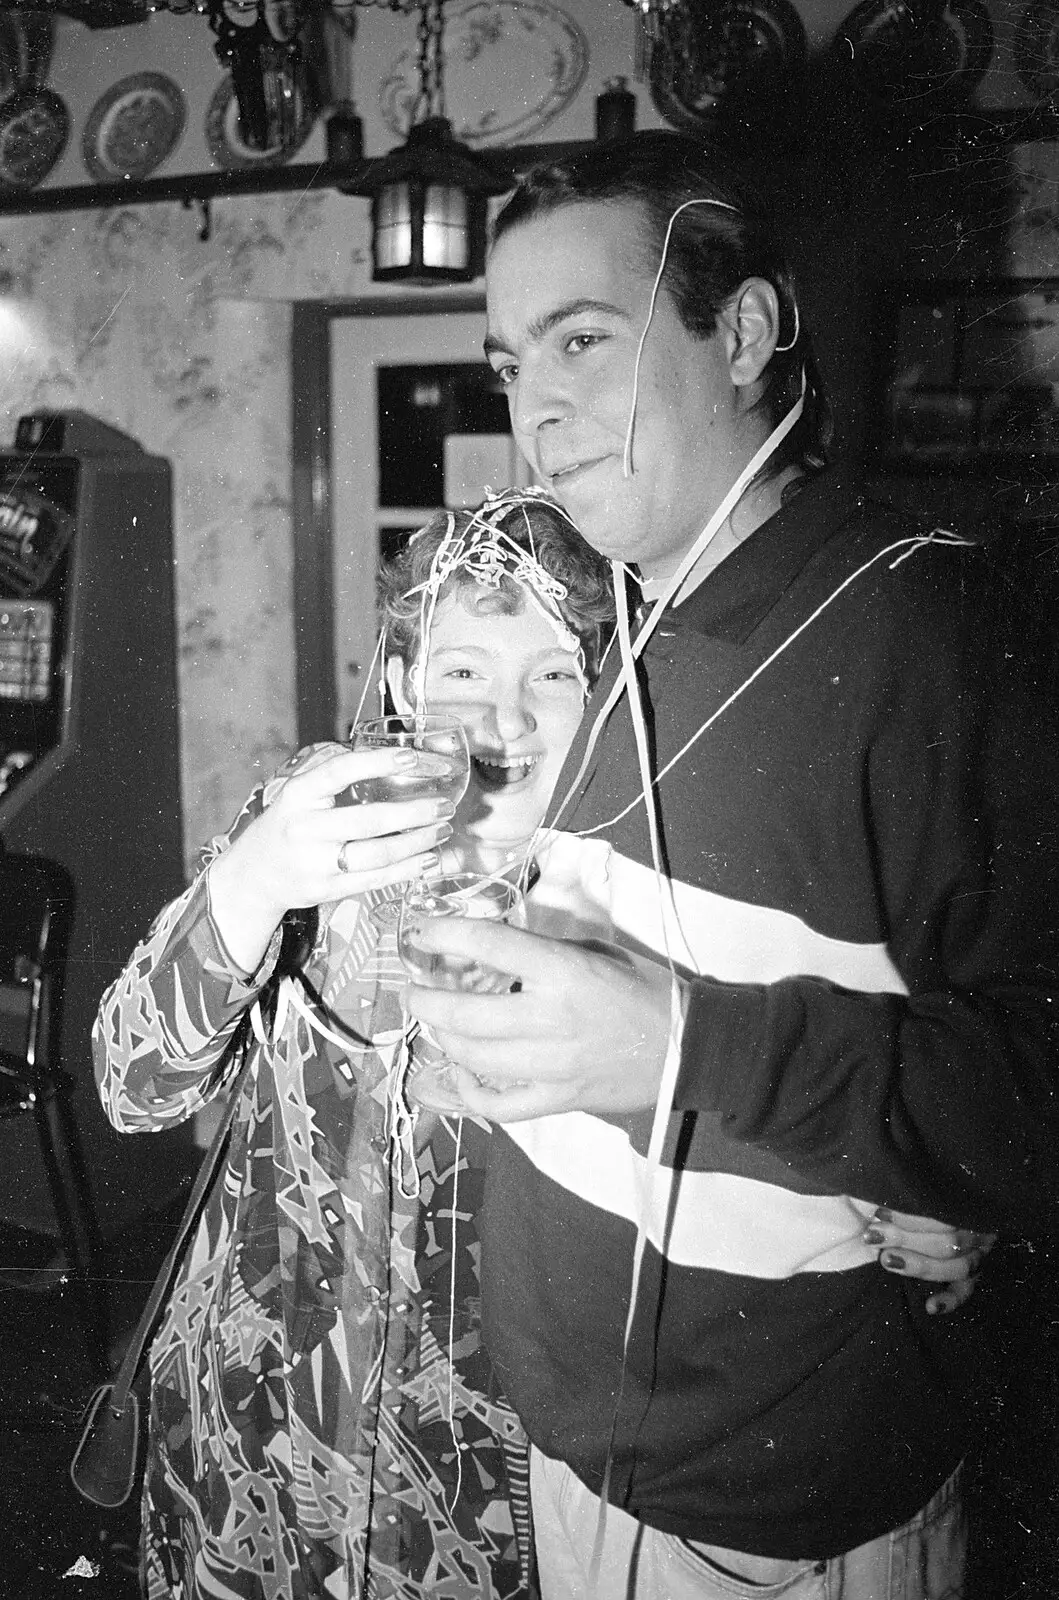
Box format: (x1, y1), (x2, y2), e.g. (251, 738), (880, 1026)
(377, 496), (616, 684)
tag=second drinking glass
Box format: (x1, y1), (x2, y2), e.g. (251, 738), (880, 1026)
(398, 872), (526, 994)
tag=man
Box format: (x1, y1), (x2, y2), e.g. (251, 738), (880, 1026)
(405, 131), (1057, 1598)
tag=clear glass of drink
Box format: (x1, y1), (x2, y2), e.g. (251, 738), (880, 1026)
(397, 873), (526, 995)
(349, 714), (471, 927)
(349, 714), (470, 810)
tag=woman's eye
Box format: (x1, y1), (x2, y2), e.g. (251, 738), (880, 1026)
(492, 362), (518, 387)
(565, 333), (601, 356)
(444, 668), (480, 681)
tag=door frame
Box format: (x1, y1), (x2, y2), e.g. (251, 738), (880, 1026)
(290, 294), (486, 746)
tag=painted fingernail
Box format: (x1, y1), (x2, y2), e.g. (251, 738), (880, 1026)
(419, 852), (441, 874)
(874, 1207), (894, 1223)
(882, 1251), (906, 1271)
(863, 1228), (886, 1245)
(433, 822), (453, 843)
(432, 799), (456, 819)
(394, 749), (418, 766)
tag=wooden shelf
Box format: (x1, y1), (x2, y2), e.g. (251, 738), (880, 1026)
(0, 103), (1052, 220)
(0, 141), (590, 218)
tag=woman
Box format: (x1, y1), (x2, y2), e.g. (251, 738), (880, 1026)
(93, 489), (983, 1600)
(92, 490), (612, 1600)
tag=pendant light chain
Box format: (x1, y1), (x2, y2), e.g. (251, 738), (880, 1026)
(337, 0), (506, 284)
(412, 0), (448, 124)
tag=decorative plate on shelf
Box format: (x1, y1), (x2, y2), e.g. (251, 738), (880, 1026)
(837, 0), (993, 103)
(379, 0), (589, 148)
(82, 72), (187, 182)
(649, 0), (807, 129)
(204, 75), (315, 170)
(0, 87), (69, 190)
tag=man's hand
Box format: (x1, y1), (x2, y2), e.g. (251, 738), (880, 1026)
(403, 921), (674, 1122)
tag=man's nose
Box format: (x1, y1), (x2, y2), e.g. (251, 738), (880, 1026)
(508, 352), (572, 440)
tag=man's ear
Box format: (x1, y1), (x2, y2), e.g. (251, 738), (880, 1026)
(717, 277), (782, 390)
(385, 655), (413, 713)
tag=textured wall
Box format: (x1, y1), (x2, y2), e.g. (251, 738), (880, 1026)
(0, 189), (382, 869)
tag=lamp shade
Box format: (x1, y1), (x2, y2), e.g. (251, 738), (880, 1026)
(340, 117), (510, 285)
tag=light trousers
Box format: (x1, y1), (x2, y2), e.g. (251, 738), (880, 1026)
(530, 1446), (966, 1600)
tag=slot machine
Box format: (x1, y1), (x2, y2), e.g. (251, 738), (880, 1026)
(0, 409), (195, 1239)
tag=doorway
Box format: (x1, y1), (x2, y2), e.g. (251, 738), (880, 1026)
(291, 297), (527, 744)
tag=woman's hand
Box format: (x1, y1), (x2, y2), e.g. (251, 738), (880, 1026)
(207, 746), (453, 974)
(862, 1206), (997, 1315)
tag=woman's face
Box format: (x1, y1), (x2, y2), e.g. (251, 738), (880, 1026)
(393, 587), (586, 853)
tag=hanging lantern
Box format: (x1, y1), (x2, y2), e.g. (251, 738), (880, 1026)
(340, 0), (508, 285)
(344, 115), (505, 283)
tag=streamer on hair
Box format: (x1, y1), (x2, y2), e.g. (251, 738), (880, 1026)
(622, 196), (801, 479)
(623, 198), (738, 479)
(387, 486), (592, 720)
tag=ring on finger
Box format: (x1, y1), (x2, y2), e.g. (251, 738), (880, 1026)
(337, 840), (353, 875)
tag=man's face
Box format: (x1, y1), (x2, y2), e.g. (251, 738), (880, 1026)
(484, 200), (746, 580)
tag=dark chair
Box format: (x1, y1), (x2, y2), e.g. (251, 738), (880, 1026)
(0, 851), (109, 1377)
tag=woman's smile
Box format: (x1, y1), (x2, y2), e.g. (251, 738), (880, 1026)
(472, 750), (543, 790)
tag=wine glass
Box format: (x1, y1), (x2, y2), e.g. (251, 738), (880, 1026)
(398, 873), (526, 995)
(349, 714), (470, 809)
(349, 714), (471, 928)
(398, 874), (526, 1105)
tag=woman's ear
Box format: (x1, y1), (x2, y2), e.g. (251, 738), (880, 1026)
(718, 277), (782, 390)
(385, 655), (412, 714)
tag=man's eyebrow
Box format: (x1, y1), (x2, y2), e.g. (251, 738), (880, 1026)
(483, 297), (630, 359)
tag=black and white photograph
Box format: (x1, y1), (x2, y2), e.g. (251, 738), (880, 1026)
(0, 3), (1055, 1598)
